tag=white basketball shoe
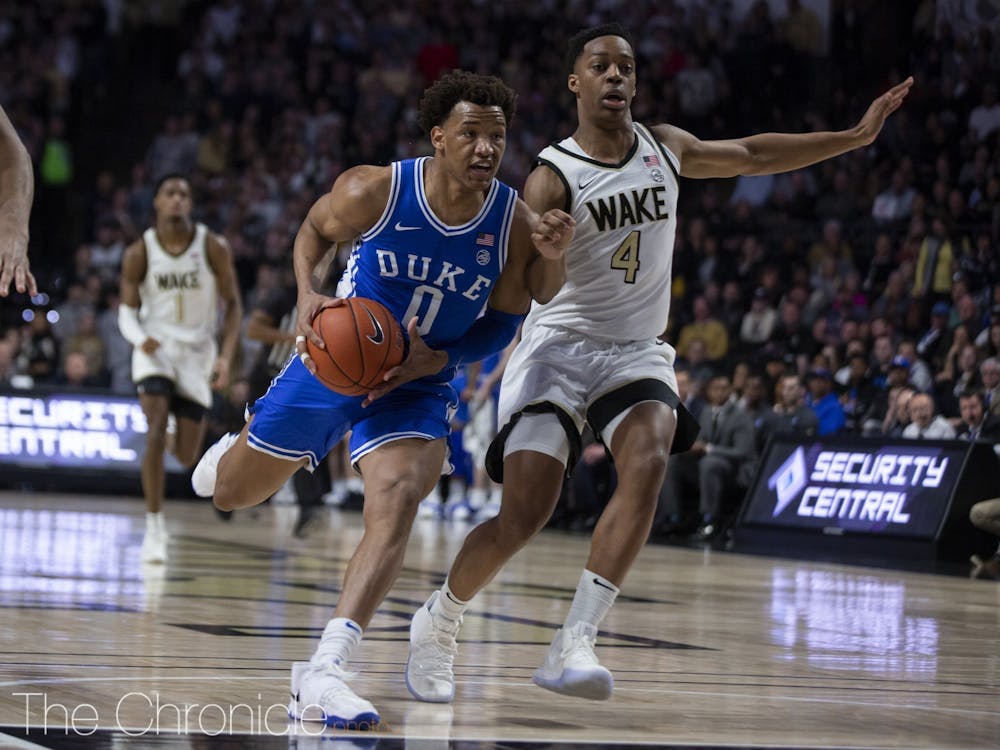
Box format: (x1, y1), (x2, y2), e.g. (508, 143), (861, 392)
(288, 661), (380, 729)
(191, 432), (238, 498)
(532, 622), (613, 700)
(140, 527), (167, 564)
(406, 591), (461, 702)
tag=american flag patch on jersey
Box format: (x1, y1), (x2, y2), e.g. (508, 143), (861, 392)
(642, 154), (661, 168)
(476, 232), (495, 247)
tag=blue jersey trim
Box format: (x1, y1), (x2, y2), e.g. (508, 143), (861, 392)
(360, 161), (402, 242)
(413, 156), (501, 236)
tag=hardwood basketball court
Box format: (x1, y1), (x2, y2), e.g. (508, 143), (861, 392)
(0, 492), (997, 749)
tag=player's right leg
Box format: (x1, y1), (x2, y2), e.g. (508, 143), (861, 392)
(137, 386), (172, 564)
(407, 416), (568, 702)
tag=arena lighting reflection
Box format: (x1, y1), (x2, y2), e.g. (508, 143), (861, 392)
(768, 567), (939, 676)
(0, 508), (145, 599)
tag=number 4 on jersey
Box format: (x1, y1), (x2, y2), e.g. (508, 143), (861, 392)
(610, 230), (641, 283)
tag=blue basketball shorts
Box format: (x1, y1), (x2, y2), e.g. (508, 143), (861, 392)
(247, 356), (458, 471)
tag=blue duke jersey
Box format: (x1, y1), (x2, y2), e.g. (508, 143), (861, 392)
(336, 157), (517, 380)
(248, 157), (517, 471)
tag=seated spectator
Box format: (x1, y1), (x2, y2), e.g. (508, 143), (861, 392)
(805, 368), (845, 435)
(675, 365), (706, 423)
(912, 217), (955, 303)
(54, 351), (103, 389)
(916, 301), (951, 367)
(838, 352), (877, 432)
(738, 287), (777, 350)
(658, 374), (755, 542)
(902, 393), (956, 439)
(881, 386), (916, 438)
(955, 390), (1000, 442)
(676, 295), (729, 362)
(871, 169), (915, 225)
(760, 373), (820, 445)
(980, 357), (1000, 417)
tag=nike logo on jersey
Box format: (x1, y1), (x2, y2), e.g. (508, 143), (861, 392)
(363, 308), (385, 344)
(578, 174), (599, 190)
(592, 577), (617, 592)
(394, 221), (421, 231)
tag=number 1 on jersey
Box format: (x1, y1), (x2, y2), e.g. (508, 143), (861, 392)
(611, 230), (641, 284)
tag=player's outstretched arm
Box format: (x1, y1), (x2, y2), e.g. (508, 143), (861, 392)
(0, 104), (36, 297)
(660, 77), (914, 179)
(292, 165), (390, 373)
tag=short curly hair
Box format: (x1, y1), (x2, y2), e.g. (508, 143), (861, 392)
(565, 23), (635, 76)
(416, 70), (517, 136)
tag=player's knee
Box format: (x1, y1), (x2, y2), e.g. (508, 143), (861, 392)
(623, 446), (669, 484)
(494, 490), (552, 546)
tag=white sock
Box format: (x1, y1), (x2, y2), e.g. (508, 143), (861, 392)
(146, 512), (164, 534)
(430, 579), (468, 621)
(311, 617), (363, 668)
(346, 476), (363, 493)
(563, 569), (619, 630)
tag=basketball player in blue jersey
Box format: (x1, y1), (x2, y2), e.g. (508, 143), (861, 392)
(0, 103), (36, 297)
(118, 175), (243, 564)
(191, 71), (574, 728)
(407, 24), (913, 704)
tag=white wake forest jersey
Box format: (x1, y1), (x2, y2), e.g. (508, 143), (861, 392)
(138, 223), (218, 344)
(527, 123), (680, 342)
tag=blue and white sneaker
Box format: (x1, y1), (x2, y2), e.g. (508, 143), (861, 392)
(288, 661), (380, 729)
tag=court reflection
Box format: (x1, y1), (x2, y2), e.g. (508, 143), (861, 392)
(768, 567), (939, 676)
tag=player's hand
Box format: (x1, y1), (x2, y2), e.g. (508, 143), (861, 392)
(295, 291), (344, 375)
(531, 209), (575, 260)
(363, 317), (447, 407)
(0, 222), (37, 298)
(140, 337), (161, 355)
(211, 357), (230, 390)
(855, 76), (914, 146)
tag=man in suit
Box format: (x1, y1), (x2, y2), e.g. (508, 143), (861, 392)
(659, 373), (755, 541)
(955, 390), (1000, 442)
(980, 358), (1000, 418)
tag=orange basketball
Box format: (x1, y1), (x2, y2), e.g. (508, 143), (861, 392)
(306, 298), (406, 396)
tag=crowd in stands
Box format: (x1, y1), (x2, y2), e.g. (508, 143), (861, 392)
(1, 1), (999, 537)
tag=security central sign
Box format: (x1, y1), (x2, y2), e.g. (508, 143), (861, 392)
(743, 437), (968, 539)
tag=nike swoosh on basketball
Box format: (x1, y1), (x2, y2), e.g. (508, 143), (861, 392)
(578, 175), (599, 189)
(394, 221), (420, 231)
(593, 577), (616, 592)
(364, 308), (385, 344)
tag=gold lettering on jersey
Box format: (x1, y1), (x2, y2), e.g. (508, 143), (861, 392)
(585, 186), (670, 231)
(154, 271), (201, 291)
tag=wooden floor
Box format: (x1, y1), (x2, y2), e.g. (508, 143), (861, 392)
(0, 492), (997, 750)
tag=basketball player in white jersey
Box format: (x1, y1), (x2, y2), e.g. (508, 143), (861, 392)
(407, 23), (913, 703)
(118, 174), (242, 563)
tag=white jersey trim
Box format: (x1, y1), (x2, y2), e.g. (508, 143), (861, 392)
(414, 156), (500, 235)
(360, 161), (402, 242)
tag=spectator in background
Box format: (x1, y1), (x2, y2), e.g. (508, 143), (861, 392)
(660, 374), (755, 542)
(805, 368), (845, 435)
(21, 313), (59, 384)
(55, 350), (103, 389)
(917, 301), (952, 366)
(738, 287), (777, 351)
(912, 217), (955, 304)
(897, 341), (933, 393)
(871, 169), (915, 225)
(62, 308), (107, 386)
(677, 295), (729, 362)
(902, 393), (956, 439)
(980, 357), (1000, 417)
(882, 385), (916, 438)
(955, 390), (1000, 442)
(968, 82), (1000, 142)
(760, 373), (819, 445)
